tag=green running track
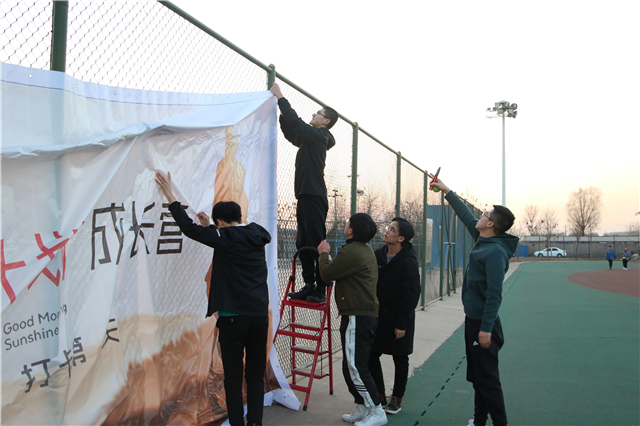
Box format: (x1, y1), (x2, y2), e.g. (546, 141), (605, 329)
(392, 261), (640, 426)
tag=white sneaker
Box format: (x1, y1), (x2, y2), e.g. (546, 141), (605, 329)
(355, 404), (387, 426)
(343, 404), (368, 423)
(467, 420), (475, 426)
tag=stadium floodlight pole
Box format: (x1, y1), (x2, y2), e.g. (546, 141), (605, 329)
(485, 101), (518, 207)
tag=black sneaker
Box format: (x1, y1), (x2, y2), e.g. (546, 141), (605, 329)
(306, 286), (326, 304)
(380, 395), (388, 407)
(384, 396), (402, 414)
(289, 282), (315, 300)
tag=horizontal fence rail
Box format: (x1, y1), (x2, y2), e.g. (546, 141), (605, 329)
(0, 0), (480, 376)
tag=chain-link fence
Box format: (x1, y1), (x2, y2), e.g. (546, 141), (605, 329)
(1, 0), (481, 376)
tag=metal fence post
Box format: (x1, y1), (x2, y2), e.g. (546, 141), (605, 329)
(267, 64), (276, 89)
(351, 123), (359, 215)
(421, 171), (428, 309)
(396, 152), (402, 217)
(439, 193), (445, 299)
(50, 1), (68, 72)
(451, 210), (457, 293)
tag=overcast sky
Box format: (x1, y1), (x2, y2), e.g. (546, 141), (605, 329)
(174, 0), (639, 234)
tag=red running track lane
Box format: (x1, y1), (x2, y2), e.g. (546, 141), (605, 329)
(568, 266), (640, 297)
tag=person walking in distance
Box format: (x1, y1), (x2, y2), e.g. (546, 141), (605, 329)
(621, 247), (630, 270)
(605, 245), (617, 269)
(270, 82), (338, 303)
(431, 176), (518, 426)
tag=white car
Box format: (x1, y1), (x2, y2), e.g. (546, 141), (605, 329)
(534, 247), (567, 258)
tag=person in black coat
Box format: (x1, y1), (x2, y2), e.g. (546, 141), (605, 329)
(368, 217), (421, 415)
(270, 82), (338, 304)
(156, 171), (271, 426)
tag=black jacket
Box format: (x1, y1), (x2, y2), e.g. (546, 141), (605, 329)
(372, 243), (421, 356)
(169, 202), (271, 317)
(278, 97), (335, 198)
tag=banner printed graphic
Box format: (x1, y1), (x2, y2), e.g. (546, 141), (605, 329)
(0, 62), (297, 425)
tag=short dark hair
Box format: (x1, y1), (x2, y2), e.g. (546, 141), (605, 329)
(322, 106), (338, 129)
(211, 201), (242, 224)
(490, 205), (515, 235)
(349, 213), (377, 243)
(392, 217), (415, 244)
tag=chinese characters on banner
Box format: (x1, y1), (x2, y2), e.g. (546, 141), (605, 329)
(1, 62), (292, 425)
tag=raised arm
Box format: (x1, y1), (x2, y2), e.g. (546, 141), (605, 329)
(156, 171), (230, 250)
(271, 83), (329, 146)
(433, 177), (479, 238)
(317, 240), (358, 283)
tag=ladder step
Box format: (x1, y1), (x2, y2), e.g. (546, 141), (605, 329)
(283, 299), (328, 311)
(276, 329), (320, 341)
(289, 321), (322, 332)
(292, 344), (328, 355)
(289, 383), (311, 393)
(292, 367), (330, 379)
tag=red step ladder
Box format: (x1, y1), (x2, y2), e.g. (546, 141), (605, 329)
(274, 247), (334, 411)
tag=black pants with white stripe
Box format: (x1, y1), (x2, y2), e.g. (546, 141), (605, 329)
(465, 316), (507, 426)
(340, 315), (382, 408)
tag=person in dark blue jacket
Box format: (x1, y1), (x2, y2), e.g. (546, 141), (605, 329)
(605, 245), (617, 269)
(431, 177), (518, 426)
(156, 171), (271, 426)
(270, 82), (337, 304)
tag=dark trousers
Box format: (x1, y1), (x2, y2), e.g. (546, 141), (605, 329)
(623, 259), (628, 268)
(217, 315), (269, 426)
(465, 316), (507, 426)
(340, 315), (382, 408)
(608, 260), (613, 269)
(369, 351), (409, 398)
(296, 195), (328, 286)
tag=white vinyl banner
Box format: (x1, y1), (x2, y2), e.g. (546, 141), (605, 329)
(1, 63), (296, 425)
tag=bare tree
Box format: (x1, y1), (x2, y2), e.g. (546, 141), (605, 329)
(400, 198), (424, 227)
(460, 188), (483, 208)
(626, 222), (640, 236)
(509, 220), (527, 260)
(566, 186), (603, 259)
(566, 187), (603, 237)
(540, 207), (560, 242)
(361, 192), (380, 219)
(523, 204), (541, 236)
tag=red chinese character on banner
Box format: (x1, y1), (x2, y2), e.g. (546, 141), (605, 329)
(1, 240), (26, 304)
(29, 229), (78, 289)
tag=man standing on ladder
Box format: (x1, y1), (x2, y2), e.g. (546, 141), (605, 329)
(270, 82), (338, 303)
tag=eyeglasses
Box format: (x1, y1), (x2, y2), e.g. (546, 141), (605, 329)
(385, 225), (398, 233)
(481, 211), (493, 221)
(315, 110), (326, 118)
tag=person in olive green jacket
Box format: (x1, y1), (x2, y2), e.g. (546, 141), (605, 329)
(318, 213), (388, 426)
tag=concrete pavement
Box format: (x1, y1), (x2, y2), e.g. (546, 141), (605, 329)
(261, 265), (521, 425)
